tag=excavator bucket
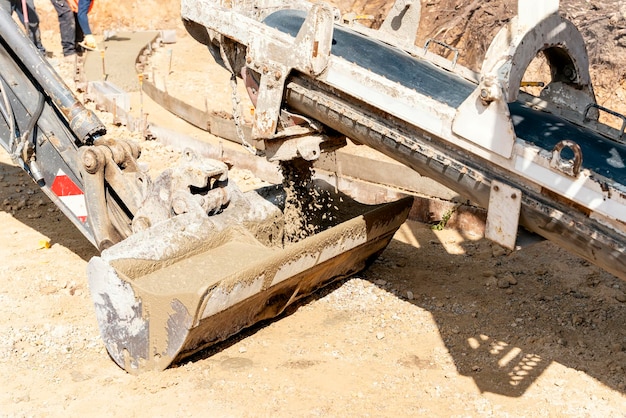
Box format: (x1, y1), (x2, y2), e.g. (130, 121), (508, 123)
(87, 178), (412, 373)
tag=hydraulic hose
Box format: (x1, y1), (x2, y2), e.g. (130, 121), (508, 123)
(0, 11), (106, 143)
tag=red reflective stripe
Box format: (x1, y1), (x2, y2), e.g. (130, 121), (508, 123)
(51, 170), (88, 224)
(51, 171), (83, 196)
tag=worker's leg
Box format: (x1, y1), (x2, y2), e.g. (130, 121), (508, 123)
(50, 0), (76, 56)
(74, 12), (84, 51)
(76, 0), (92, 35)
(76, 0), (96, 50)
(13, 0), (46, 54)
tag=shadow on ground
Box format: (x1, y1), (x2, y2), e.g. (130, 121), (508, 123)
(360, 222), (626, 396)
(0, 162), (97, 262)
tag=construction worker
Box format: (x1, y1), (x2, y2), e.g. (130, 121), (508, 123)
(0, 0), (46, 55)
(50, 0), (77, 58)
(67, 0), (97, 50)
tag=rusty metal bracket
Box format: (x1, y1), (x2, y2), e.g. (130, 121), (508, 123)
(485, 180), (522, 250)
(245, 3), (335, 139)
(249, 62), (290, 139)
(550, 140), (583, 177)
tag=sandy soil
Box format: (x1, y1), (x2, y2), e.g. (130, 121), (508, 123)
(1, 1), (625, 417)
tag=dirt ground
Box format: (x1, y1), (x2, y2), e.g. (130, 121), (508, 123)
(1, 0), (625, 417)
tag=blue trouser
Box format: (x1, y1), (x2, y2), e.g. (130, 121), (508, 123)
(76, 0), (92, 35)
(0, 0), (46, 54)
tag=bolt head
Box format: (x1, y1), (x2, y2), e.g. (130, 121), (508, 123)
(82, 149), (99, 173)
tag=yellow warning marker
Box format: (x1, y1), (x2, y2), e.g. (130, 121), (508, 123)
(37, 239), (51, 249)
(520, 81), (545, 87)
(101, 49), (107, 80)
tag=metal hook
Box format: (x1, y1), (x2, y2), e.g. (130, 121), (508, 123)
(550, 139), (583, 177)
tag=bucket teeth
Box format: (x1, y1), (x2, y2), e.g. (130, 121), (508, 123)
(88, 180), (412, 373)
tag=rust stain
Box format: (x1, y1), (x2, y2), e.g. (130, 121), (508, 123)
(541, 187), (591, 216)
